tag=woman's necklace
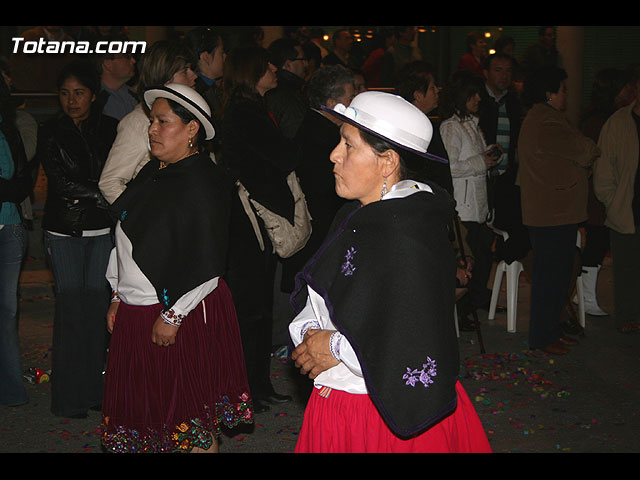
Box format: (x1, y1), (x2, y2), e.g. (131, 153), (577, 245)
(158, 148), (198, 170)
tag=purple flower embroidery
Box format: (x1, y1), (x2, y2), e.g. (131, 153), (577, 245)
(341, 247), (357, 276)
(403, 356), (437, 388)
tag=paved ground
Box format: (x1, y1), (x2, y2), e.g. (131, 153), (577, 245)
(2, 206), (639, 454)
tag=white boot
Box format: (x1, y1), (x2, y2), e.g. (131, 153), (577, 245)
(574, 265), (608, 316)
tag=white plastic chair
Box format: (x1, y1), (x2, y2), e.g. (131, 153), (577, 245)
(489, 228), (585, 332)
(488, 227), (524, 332)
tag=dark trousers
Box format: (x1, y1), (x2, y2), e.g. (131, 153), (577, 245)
(225, 197), (278, 400)
(45, 232), (112, 417)
(527, 224), (578, 349)
(609, 227), (640, 328)
(582, 224), (610, 267)
(462, 221), (495, 308)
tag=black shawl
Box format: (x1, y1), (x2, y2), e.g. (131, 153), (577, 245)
(111, 152), (231, 311)
(291, 183), (460, 438)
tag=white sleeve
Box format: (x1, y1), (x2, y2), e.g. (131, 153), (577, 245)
(160, 278), (219, 326)
(99, 107), (151, 204)
(288, 292), (363, 377)
(105, 246), (118, 293)
(440, 120), (487, 178)
(288, 295), (321, 347)
(331, 332), (363, 377)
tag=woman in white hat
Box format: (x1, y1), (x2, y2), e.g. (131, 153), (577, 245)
(98, 39), (199, 204)
(100, 84), (252, 453)
(289, 91), (491, 452)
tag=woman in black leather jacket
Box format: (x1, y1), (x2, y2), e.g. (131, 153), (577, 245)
(36, 59), (117, 418)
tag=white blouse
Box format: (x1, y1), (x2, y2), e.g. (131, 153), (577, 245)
(288, 180), (433, 395)
(106, 221), (219, 325)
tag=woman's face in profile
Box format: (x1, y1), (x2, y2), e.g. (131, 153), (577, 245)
(330, 123), (385, 206)
(59, 76), (95, 126)
(148, 98), (196, 163)
(168, 64), (197, 88)
(256, 62), (278, 96)
(465, 91), (481, 115)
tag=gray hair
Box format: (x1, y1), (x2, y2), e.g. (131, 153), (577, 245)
(306, 65), (355, 109)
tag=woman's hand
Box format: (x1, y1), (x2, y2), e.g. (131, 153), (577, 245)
(483, 144), (502, 168)
(151, 316), (179, 347)
(106, 302), (119, 333)
(291, 329), (339, 379)
(456, 257), (473, 286)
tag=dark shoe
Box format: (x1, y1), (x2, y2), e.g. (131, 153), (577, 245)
(457, 314), (479, 332)
(558, 336), (579, 346)
(542, 341), (570, 355)
(252, 399), (270, 414)
(261, 392), (292, 405)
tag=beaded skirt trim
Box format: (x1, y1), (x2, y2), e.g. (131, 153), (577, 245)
(101, 393), (253, 453)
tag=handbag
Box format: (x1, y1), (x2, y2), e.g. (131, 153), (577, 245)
(236, 171), (312, 258)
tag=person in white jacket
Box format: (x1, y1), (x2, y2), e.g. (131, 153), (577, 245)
(439, 70), (502, 311)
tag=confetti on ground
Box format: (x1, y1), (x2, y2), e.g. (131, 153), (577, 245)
(461, 350), (567, 399)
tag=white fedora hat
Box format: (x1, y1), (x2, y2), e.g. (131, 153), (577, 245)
(144, 83), (215, 140)
(322, 91), (447, 163)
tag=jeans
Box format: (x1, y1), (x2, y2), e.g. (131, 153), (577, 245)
(44, 232), (112, 417)
(0, 223), (28, 406)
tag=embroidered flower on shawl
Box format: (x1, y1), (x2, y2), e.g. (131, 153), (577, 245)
(403, 356), (437, 388)
(341, 247), (357, 276)
(120, 210), (127, 221)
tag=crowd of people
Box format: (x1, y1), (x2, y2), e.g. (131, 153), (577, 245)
(1, 25), (638, 453)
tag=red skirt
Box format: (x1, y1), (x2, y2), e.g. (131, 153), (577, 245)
(295, 381), (492, 453)
(101, 279), (253, 453)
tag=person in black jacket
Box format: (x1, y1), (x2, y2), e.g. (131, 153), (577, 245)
(265, 37), (309, 139)
(0, 75), (34, 407)
(37, 59), (117, 418)
(220, 45), (298, 413)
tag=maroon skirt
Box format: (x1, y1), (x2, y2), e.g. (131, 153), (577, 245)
(101, 279), (253, 453)
(295, 381), (492, 453)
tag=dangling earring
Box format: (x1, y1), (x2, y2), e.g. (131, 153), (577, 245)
(188, 137), (193, 149)
(380, 177), (388, 199)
